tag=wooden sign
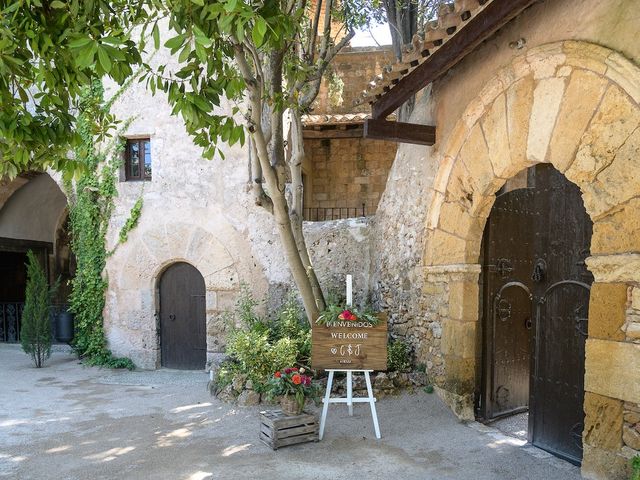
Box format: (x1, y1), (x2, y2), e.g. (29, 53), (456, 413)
(312, 313), (387, 371)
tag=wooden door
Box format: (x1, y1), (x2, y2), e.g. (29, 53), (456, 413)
(528, 165), (593, 465)
(159, 262), (206, 370)
(482, 164), (592, 464)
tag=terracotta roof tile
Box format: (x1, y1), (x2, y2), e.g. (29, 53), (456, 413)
(354, 0), (490, 107)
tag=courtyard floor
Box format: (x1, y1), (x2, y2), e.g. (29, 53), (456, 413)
(0, 345), (581, 480)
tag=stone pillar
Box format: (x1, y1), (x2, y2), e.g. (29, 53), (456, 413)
(424, 263), (481, 421)
(583, 254), (640, 479)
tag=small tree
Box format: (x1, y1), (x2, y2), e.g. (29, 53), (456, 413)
(21, 250), (57, 368)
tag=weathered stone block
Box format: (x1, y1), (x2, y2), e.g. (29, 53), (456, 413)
(441, 319), (477, 359)
(549, 69), (608, 172)
(442, 354), (475, 395)
(459, 124), (502, 196)
(623, 425), (640, 450)
(585, 339), (640, 403)
(506, 76), (534, 167)
(583, 391), (623, 450)
(527, 77), (566, 163)
(448, 281), (480, 322)
(592, 199), (640, 255)
(582, 444), (631, 480)
(588, 283), (628, 341)
(482, 93), (519, 179)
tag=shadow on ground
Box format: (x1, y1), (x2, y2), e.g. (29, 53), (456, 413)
(0, 345), (580, 480)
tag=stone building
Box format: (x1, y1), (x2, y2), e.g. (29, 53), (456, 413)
(0, 0), (638, 478)
(358, 0), (640, 478)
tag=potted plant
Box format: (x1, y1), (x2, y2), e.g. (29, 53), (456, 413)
(265, 367), (319, 416)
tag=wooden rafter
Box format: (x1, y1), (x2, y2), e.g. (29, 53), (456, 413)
(371, 0), (539, 119)
(363, 119), (436, 146)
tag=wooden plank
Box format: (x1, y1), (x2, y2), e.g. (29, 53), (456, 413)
(302, 127), (363, 139)
(372, 0), (539, 119)
(312, 314), (388, 370)
(363, 119), (436, 146)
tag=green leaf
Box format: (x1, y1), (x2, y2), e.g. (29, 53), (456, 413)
(50, 0), (66, 8)
(191, 0), (205, 5)
(152, 23), (160, 50)
(97, 47), (112, 73)
(164, 34), (185, 52)
(68, 36), (93, 49)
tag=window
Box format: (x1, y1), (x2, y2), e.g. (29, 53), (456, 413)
(125, 138), (152, 181)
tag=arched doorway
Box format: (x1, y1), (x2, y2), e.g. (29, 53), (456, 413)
(481, 164), (592, 464)
(159, 262), (206, 370)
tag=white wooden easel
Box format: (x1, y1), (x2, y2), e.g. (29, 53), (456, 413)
(318, 368), (381, 440)
(318, 275), (381, 440)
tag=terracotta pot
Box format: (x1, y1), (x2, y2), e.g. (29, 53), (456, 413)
(280, 395), (303, 416)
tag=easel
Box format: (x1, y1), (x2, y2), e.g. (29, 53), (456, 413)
(318, 275), (381, 440)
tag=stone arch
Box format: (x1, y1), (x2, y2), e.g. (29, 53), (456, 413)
(106, 218), (253, 369)
(422, 41), (640, 471)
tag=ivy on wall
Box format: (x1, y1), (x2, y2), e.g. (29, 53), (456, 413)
(66, 80), (142, 370)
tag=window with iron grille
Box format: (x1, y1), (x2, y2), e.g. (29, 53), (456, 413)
(124, 138), (152, 181)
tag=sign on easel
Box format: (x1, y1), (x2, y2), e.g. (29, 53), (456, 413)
(311, 275), (388, 371)
(312, 275), (387, 440)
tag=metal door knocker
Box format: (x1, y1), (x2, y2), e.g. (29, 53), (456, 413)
(531, 259), (546, 282)
(169, 314), (176, 321)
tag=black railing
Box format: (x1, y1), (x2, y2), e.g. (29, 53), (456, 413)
(0, 302), (69, 343)
(0, 302), (23, 343)
(303, 204), (367, 221)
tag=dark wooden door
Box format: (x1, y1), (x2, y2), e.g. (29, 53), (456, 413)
(528, 165), (593, 464)
(482, 164), (592, 465)
(159, 262), (206, 370)
(482, 188), (535, 418)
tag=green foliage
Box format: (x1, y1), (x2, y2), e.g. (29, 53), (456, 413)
(387, 338), (411, 372)
(631, 455), (640, 480)
(117, 197), (143, 245)
(20, 251), (58, 368)
(0, 0), (145, 177)
(67, 81), (138, 369)
(316, 301), (380, 326)
(216, 288), (311, 390)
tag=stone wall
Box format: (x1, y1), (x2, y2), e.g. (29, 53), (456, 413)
(370, 1), (640, 477)
(313, 46), (395, 115)
(304, 137), (397, 215)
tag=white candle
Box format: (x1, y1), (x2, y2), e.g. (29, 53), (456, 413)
(346, 274), (353, 307)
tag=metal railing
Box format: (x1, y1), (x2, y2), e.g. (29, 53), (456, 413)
(0, 302), (69, 343)
(303, 204), (367, 221)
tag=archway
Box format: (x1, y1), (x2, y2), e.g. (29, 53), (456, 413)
(159, 262), (206, 370)
(480, 164), (592, 464)
(0, 173), (69, 342)
(422, 41), (640, 474)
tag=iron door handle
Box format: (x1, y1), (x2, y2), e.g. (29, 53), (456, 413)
(524, 317), (532, 329)
(169, 314), (176, 321)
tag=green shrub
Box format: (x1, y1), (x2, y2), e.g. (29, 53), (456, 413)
(21, 251), (58, 368)
(387, 338), (411, 372)
(216, 289), (311, 391)
(631, 455), (640, 480)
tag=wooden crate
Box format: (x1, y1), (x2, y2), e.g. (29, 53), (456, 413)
(259, 410), (319, 450)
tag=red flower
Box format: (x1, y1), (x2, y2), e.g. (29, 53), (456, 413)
(303, 376), (311, 386)
(291, 367), (299, 372)
(284, 368), (292, 374)
(338, 310), (356, 321)
(274, 371), (281, 378)
(292, 374), (302, 385)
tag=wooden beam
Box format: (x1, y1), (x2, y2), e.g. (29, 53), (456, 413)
(372, 0), (539, 119)
(363, 119), (436, 146)
(302, 127), (363, 139)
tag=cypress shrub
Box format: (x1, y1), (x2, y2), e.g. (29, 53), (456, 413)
(21, 250), (57, 368)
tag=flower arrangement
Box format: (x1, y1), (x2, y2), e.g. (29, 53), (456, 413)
(315, 302), (379, 326)
(265, 367), (319, 415)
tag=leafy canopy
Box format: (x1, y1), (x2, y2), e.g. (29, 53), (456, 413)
(0, 0), (144, 177)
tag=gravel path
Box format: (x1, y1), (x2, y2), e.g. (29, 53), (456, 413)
(0, 344), (580, 480)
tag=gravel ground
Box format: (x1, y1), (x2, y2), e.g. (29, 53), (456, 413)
(0, 344), (581, 480)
